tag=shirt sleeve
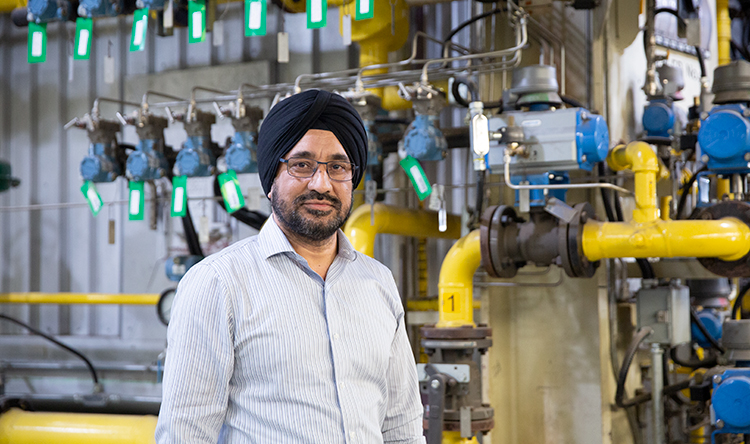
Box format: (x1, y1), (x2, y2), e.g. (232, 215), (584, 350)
(155, 262), (235, 444)
(382, 313), (426, 444)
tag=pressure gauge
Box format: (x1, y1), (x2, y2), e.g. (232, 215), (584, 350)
(157, 288), (177, 326)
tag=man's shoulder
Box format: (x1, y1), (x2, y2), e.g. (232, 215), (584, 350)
(200, 234), (263, 270)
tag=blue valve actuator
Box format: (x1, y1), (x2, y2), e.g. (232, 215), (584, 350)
(690, 310), (723, 349)
(712, 369), (750, 441)
(642, 99), (675, 138)
(127, 139), (169, 182)
(78, 0), (120, 17)
(575, 109), (610, 171)
(175, 136), (216, 177)
(27, 0), (68, 22)
(225, 131), (258, 174)
(80, 142), (121, 183)
(698, 104), (750, 174)
(401, 115), (448, 161)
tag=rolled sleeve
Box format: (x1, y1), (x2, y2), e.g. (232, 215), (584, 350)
(155, 263), (235, 444)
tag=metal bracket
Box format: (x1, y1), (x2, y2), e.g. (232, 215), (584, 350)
(544, 197), (577, 223)
(417, 363), (470, 383)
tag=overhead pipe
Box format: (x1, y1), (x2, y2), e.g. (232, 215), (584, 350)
(581, 142), (750, 262)
(0, 408), (157, 444)
(343, 203), (461, 257)
(0, 292), (159, 305)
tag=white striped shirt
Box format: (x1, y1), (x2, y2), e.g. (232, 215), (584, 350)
(155, 216), (425, 443)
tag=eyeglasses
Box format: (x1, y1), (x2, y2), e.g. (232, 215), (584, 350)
(279, 157), (358, 182)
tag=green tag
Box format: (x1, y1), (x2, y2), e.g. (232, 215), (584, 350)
(171, 175), (188, 217)
(74, 18), (93, 60)
(130, 9), (148, 52)
(27, 23), (47, 64)
(306, 0), (326, 28)
(355, 0), (373, 20)
(218, 171), (246, 213)
(81, 181), (103, 217)
(399, 156), (432, 201)
(129, 181), (145, 221)
(188, 0), (206, 43)
(245, 0), (266, 36)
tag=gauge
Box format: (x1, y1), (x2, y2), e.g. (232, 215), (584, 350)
(157, 288), (177, 326)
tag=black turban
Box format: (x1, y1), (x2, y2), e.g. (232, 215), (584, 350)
(257, 89), (368, 196)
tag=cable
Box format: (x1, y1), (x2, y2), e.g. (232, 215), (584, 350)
(732, 280), (750, 320)
(616, 326), (653, 408)
(691, 307), (725, 353)
(442, 8), (506, 56)
(213, 175), (268, 231)
(676, 165), (708, 220)
(669, 346), (718, 368)
(181, 205), (204, 258)
(451, 76), (503, 110)
(474, 170), (486, 227)
(0, 314), (101, 388)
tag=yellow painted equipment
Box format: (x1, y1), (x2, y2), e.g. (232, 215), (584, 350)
(584, 141), (750, 262)
(437, 230), (480, 328)
(344, 203), (461, 257)
(0, 408), (157, 444)
(718, 0), (731, 66)
(0, 292), (159, 305)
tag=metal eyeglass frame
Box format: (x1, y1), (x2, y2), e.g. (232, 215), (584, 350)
(278, 157), (358, 182)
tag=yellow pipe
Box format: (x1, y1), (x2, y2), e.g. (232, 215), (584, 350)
(0, 0), (24, 12)
(406, 298), (480, 311)
(437, 230), (480, 328)
(718, 0), (731, 66)
(343, 203), (462, 257)
(0, 408), (157, 444)
(717, 177), (731, 200)
(442, 431), (479, 444)
(582, 218), (750, 261)
(607, 142), (665, 223)
(0, 293), (159, 305)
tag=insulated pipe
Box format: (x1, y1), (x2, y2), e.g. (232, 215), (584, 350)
(343, 203), (461, 257)
(437, 230), (481, 328)
(0, 408), (157, 444)
(0, 293), (159, 305)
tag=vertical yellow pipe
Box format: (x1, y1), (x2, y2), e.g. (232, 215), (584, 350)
(606, 142), (661, 223)
(718, 0), (731, 66)
(717, 177), (731, 200)
(437, 230), (481, 328)
(442, 431), (479, 444)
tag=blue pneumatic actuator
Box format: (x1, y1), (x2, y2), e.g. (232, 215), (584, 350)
(225, 131), (258, 174)
(399, 114), (448, 161)
(698, 104), (750, 174)
(175, 136), (216, 177)
(642, 99), (675, 138)
(126, 139), (170, 182)
(711, 369), (750, 441)
(80, 142), (121, 183)
(27, 0), (70, 22)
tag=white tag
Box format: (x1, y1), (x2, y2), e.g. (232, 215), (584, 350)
(104, 55), (115, 84)
(519, 187), (530, 213)
(77, 29), (89, 56)
(342, 14), (351, 46)
(164, 0), (174, 28)
(129, 190), (141, 214)
(199, 216), (210, 243)
(310, 0), (322, 22)
(87, 188), (102, 213)
(133, 20), (145, 46)
(191, 11), (203, 39)
(173, 187), (184, 213)
(31, 32), (43, 57)
(428, 184), (443, 211)
(438, 206), (447, 232)
(212, 20), (223, 46)
(223, 183), (240, 208)
(68, 54), (74, 82)
(410, 165), (428, 193)
(249, 1), (261, 29)
(359, 0), (369, 15)
(277, 32), (289, 63)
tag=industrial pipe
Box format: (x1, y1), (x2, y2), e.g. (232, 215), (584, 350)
(606, 141), (667, 223)
(437, 230), (481, 328)
(0, 408), (157, 444)
(0, 292), (159, 305)
(343, 203), (461, 257)
(717, 0), (731, 66)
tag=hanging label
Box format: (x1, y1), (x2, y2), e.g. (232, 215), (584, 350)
(171, 175), (188, 217)
(188, 0), (206, 43)
(355, 0), (373, 20)
(277, 31), (289, 63)
(245, 0), (266, 36)
(213, 20), (224, 46)
(81, 181), (103, 217)
(199, 216), (210, 243)
(306, 0), (326, 28)
(130, 9), (148, 52)
(342, 13), (351, 46)
(104, 54), (115, 84)
(27, 23), (47, 64)
(399, 156), (432, 201)
(74, 18), (92, 60)
(218, 170), (246, 213)
(164, 0), (174, 28)
(129, 180), (145, 221)
(428, 183), (443, 211)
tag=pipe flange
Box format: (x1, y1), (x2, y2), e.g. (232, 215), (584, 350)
(559, 202), (599, 278)
(421, 326), (492, 340)
(424, 416), (495, 433)
(693, 201), (750, 277)
(480, 205), (526, 278)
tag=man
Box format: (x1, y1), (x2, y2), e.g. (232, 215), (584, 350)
(155, 89), (425, 443)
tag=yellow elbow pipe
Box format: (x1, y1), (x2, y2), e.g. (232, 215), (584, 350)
(718, 0), (731, 66)
(582, 218), (750, 262)
(0, 292), (159, 305)
(607, 141), (665, 223)
(437, 230), (481, 328)
(0, 408), (157, 444)
(343, 203), (462, 257)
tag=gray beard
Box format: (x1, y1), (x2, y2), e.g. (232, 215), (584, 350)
(271, 189), (353, 243)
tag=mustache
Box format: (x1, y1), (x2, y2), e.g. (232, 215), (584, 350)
(293, 191), (342, 209)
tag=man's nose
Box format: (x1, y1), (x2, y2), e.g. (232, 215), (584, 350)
(308, 164), (333, 193)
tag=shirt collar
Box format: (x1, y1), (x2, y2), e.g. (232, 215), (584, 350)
(258, 215), (357, 262)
